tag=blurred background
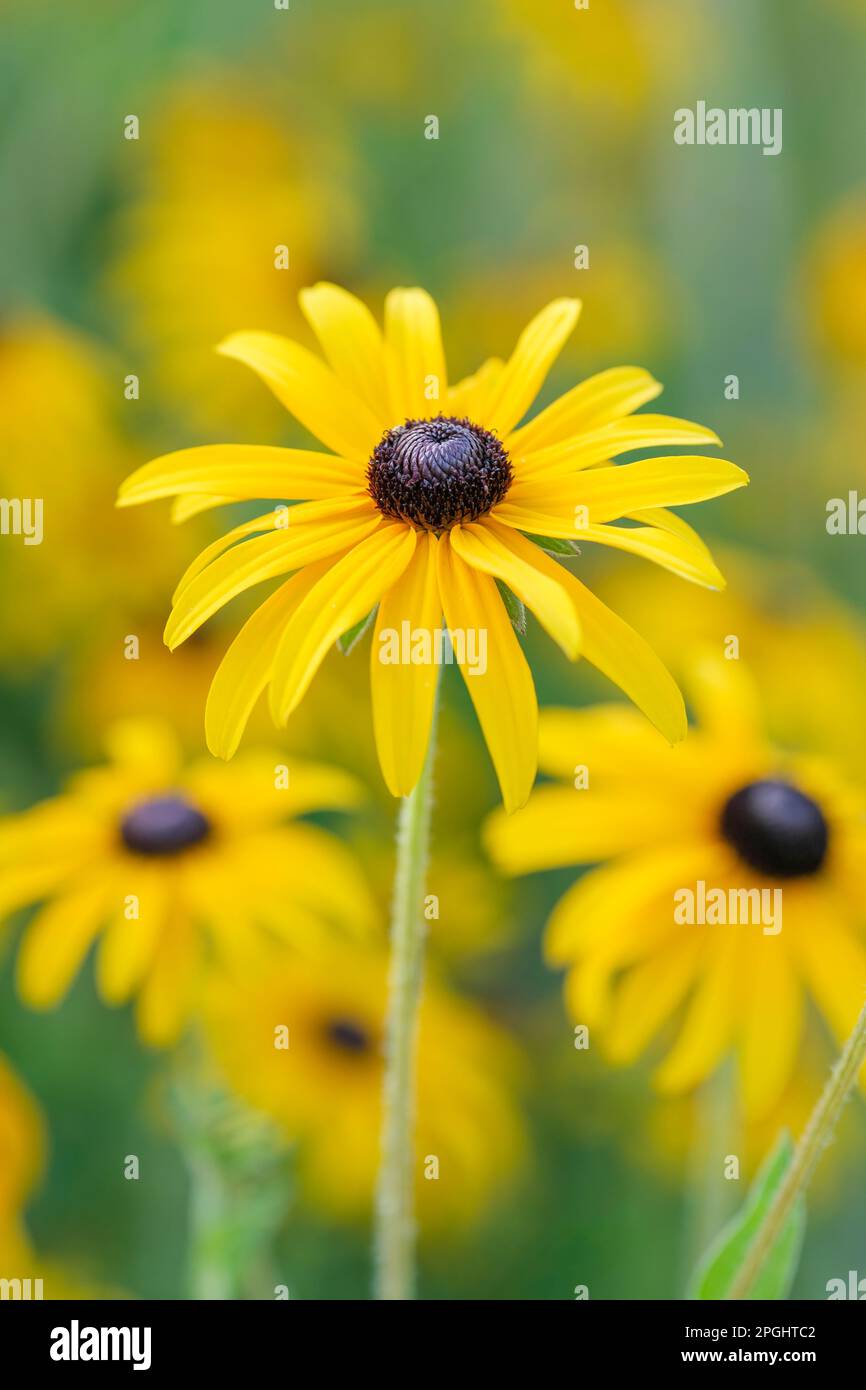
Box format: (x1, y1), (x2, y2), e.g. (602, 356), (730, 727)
(1, 0), (865, 1299)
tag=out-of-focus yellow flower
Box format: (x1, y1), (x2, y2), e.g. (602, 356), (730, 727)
(62, 622), (239, 755)
(2, 719), (376, 1046)
(63, 616), (512, 961)
(0, 317), (191, 669)
(497, 0), (649, 121)
(118, 282), (746, 811)
(109, 78), (353, 437)
(807, 192), (866, 369)
(440, 250), (670, 380)
(204, 945), (525, 1230)
(0, 1054), (44, 1224)
(602, 546), (866, 780)
(487, 655), (866, 1121)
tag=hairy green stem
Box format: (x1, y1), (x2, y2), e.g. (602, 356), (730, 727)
(373, 691), (440, 1301)
(187, 1145), (235, 1300)
(727, 997), (866, 1300)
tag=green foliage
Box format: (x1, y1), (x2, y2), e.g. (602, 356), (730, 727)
(689, 1133), (805, 1301)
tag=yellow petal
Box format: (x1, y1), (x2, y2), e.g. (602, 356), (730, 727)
(507, 365), (662, 455)
(0, 859), (80, 921)
(605, 937), (705, 1065)
(624, 505), (716, 561)
(481, 298), (581, 438)
(171, 493), (234, 522)
(135, 913), (200, 1047)
(172, 508), (292, 604)
(511, 412), (721, 484)
(102, 719), (182, 788)
(187, 751), (363, 821)
(447, 357), (504, 419)
(485, 784), (689, 876)
(578, 522), (726, 589)
(371, 532), (442, 797)
(497, 542), (687, 743)
(544, 840), (726, 963)
(171, 494), (370, 604)
(0, 801), (106, 873)
(449, 519), (581, 658)
(235, 823), (380, 939)
(437, 534), (537, 813)
(562, 903), (692, 1031)
(682, 650), (765, 749)
(205, 560), (336, 760)
(270, 523), (417, 723)
(654, 932), (740, 1095)
(299, 281), (391, 424)
(218, 330), (382, 462)
(164, 502), (380, 649)
(788, 891), (866, 1046)
(738, 936), (802, 1121)
(499, 456), (748, 530)
(117, 444), (363, 508)
(384, 288), (448, 420)
(96, 867), (169, 1005)
(17, 876), (110, 1009)
(536, 704), (702, 785)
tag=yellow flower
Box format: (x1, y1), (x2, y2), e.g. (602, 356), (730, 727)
(2, 720), (376, 1046)
(118, 285), (747, 811)
(497, 0), (649, 122)
(203, 945), (525, 1230)
(108, 78), (350, 438)
(807, 191), (866, 368)
(486, 655), (866, 1121)
(0, 1054), (44, 1225)
(600, 544), (866, 781)
(0, 316), (191, 669)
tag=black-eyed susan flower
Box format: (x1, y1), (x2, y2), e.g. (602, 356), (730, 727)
(1, 720), (376, 1046)
(486, 655), (866, 1121)
(117, 284), (747, 812)
(203, 944), (525, 1230)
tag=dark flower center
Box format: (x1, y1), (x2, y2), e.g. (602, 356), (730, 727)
(322, 1017), (373, 1055)
(720, 778), (829, 878)
(120, 794), (212, 856)
(367, 414), (512, 531)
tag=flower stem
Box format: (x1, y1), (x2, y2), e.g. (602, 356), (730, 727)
(685, 1060), (739, 1278)
(187, 1143), (235, 1300)
(374, 687), (440, 1301)
(171, 1039), (290, 1301)
(727, 996), (866, 1300)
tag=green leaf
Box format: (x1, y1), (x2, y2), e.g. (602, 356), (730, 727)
(496, 580), (526, 635)
(689, 1131), (805, 1300)
(336, 606), (377, 655)
(525, 533), (581, 557)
